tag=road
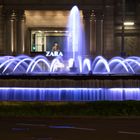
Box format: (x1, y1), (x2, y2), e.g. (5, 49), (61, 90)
(0, 117), (140, 140)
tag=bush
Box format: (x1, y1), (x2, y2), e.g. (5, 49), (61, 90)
(0, 101), (140, 117)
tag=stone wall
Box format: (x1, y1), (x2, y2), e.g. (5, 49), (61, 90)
(0, 5), (4, 55)
(25, 10), (69, 28)
(103, 5), (114, 58)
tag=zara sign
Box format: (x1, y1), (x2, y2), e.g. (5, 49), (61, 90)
(46, 51), (63, 57)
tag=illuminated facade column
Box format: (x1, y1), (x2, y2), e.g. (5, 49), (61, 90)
(90, 10), (96, 57)
(17, 10), (25, 54)
(94, 10), (104, 56)
(103, 4), (114, 58)
(83, 10), (92, 57)
(0, 5), (4, 54)
(8, 10), (17, 55)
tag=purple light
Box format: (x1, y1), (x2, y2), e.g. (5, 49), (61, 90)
(0, 6), (140, 75)
(1, 55), (140, 75)
(0, 87), (140, 101)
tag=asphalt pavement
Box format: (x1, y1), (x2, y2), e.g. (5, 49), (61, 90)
(0, 117), (140, 140)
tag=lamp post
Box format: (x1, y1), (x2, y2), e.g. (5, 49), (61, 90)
(121, 0), (125, 57)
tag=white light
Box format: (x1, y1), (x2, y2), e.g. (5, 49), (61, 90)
(124, 22), (134, 26)
(38, 30), (42, 33)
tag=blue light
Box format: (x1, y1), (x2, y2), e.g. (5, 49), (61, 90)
(0, 87), (140, 101)
(66, 6), (85, 60)
(49, 125), (75, 129)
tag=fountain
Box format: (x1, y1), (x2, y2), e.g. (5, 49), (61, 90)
(1, 55), (140, 75)
(0, 6), (140, 101)
(65, 6), (85, 61)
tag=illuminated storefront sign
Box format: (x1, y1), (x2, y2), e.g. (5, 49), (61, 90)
(46, 51), (63, 56)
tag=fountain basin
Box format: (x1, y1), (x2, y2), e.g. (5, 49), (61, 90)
(0, 74), (140, 88)
(0, 74), (140, 101)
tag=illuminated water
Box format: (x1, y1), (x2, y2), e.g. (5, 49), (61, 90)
(0, 6), (140, 101)
(0, 88), (140, 101)
(0, 55), (140, 75)
(66, 6), (85, 60)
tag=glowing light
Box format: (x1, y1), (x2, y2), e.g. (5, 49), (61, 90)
(1, 55), (140, 75)
(66, 5), (85, 60)
(109, 59), (129, 73)
(0, 87), (140, 101)
(93, 57), (110, 73)
(13, 58), (32, 73)
(38, 30), (42, 33)
(124, 22), (134, 26)
(83, 58), (91, 73)
(68, 58), (74, 68)
(54, 30), (58, 33)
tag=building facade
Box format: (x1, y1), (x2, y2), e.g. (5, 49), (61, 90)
(0, 0), (140, 58)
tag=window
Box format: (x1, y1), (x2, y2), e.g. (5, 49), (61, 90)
(31, 29), (68, 53)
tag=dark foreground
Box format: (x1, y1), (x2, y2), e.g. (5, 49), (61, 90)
(0, 117), (140, 140)
(1, 101), (140, 117)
